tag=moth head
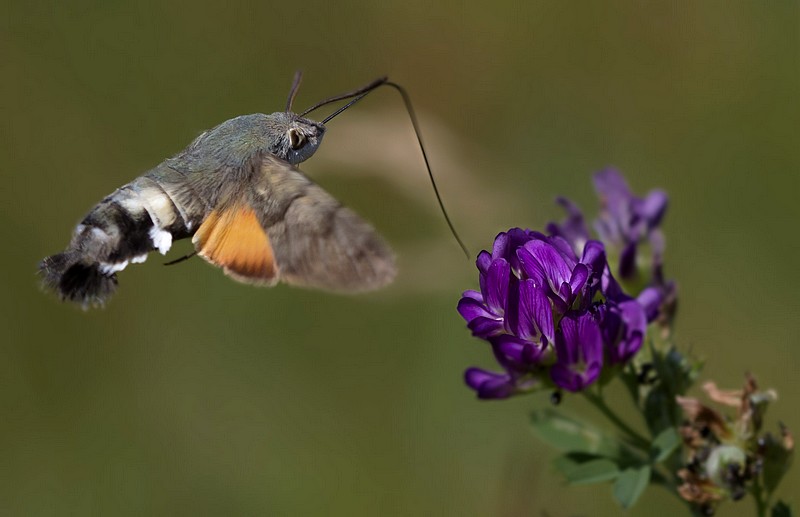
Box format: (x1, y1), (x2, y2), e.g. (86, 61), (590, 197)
(265, 112), (326, 165)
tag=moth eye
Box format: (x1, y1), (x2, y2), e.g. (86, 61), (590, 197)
(288, 129), (305, 150)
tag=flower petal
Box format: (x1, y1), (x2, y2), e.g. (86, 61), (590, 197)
(550, 361), (602, 393)
(546, 197), (590, 254)
(548, 291), (570, 315)
(518, 240), (573, 292)
(476, 250), (492, 273)
(593, 168), (633, 245)
(618, 299), (646, 338)
(552, 311), (603, 391)
(580, 240), (607, 276)
(493, 334), (543, 367)
(636, 287), (662, 323)
(464, 368), (515, 399)
(558, 281), (573, 305)
(569, 263), (589, 296)
(493, 335), (526, 363)
(484, 259), (510, 314)
(593, 217), (619, 245)
(549, 236), (579, 265)
(519, 279), (555, 343)
(649, 229), (666, 257)
(491, 232), (510, 261)
(492, 228), (540, 271)
(457, 295), (492, 323)
(460, 289), (483, 302)
(467, 316), (505, 339)
(601, 265), (624, 301)
(640, 189), (668, 230)
(601, 299), (647, 364)
(593, 167), (632, 207)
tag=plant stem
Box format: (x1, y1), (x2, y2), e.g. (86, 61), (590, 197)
(583, 390), (651, 451)
(751, 480), (768, 517)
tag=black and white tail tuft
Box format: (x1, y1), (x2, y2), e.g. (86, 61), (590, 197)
(39, 251), (118, 308)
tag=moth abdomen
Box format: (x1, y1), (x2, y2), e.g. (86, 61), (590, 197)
(39, 176), (195, 306)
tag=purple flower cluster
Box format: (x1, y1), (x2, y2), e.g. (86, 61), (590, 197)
(459, 169), (667, 399)
(548, 168), (668, 284)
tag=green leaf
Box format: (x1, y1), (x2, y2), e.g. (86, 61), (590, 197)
(564, 458), (621, 485)
(657, 345), (703, 397)
(531, 408), (624, 459)
(762, 432), (794, 493)
(640, 344), (702, 435)
(772, 500), (793, 517)
(650, 427), (680, 463)
(643, 387), (676, 436)
(612, 466), (651, 509)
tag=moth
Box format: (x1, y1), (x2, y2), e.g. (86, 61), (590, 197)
(39, 73), (405, 308)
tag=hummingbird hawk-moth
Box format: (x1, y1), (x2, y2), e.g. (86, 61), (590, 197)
(39, 73), (413, 308)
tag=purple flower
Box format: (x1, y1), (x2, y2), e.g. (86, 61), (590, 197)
(546, 197), (591, 252)
(635, 286), (663, 323)
(464, 368), (516, 399)
(459, 231), (558, 399)
(458, 229), (556, 342)
(459, 169), (669, 400)
(493, 278), (555, 369)
(459, 230), (618, 399)
(457, 253), (511, 339)
(593, 263), (662, 364)
(490, 228), (544, 273)
(550, 311), (604, 392)
(594, 296), (646, 365)
(593, 168), (668, 279)
(517, 238), (607, 315)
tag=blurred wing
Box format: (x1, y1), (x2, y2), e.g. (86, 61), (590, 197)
(192, 154), (396, 293)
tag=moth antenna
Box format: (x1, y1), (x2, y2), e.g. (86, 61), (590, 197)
(285, 70), (304, 112)
(163, 251), (197, 266)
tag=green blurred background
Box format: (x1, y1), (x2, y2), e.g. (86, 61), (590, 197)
(3, 2), (798, 515)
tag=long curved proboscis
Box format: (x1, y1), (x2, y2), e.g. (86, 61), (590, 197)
(300, 76), (470, 258)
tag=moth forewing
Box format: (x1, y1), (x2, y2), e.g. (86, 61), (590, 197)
(248, 155), (396, 292)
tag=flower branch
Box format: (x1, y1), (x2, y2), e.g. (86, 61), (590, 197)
(458, 168), (793, 515)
